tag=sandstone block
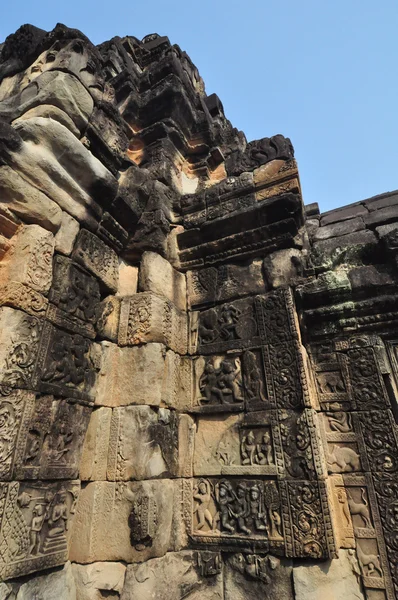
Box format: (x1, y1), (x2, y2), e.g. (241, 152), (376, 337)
(0, 481), (79, 580)
(13, 104), (81, 137)
(320, 205), (368, 226)
(96, 296), (120, 342)
(162, 350), (193, 411)
(72, 229), (119, 293)
(72, 562), (126, 600)
(139, 251), (187, 310)
(293, 550), (365, 600)
(11, 395), (91, 481)
(0, 281), (48, 317)
(314, 217), (365, 241)
(96, 342), (166, 407)
(5, 118), (117, 229)
(47, 254), (100, 339)
(263, 248), (303, 288)
(0, 165), (62, 233)
(80, 407), (112, 481)
(0, 307), (43, 390)
(54, 212), (79, 256)
(118, 292), (188, 354)
(16, 561), (76, 600)
(121, 551), (223, 600)
(117, 260), (138, 297)
(69, 479), (175, 563)
(2, 69), (94, 132)
(107, 406), (194, 481)
(0, 224), (54, 293)
(186, 260), (265, 308)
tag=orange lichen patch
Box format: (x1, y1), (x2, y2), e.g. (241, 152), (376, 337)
(127, 137), (146, 164)
(208, 162), (227, 184)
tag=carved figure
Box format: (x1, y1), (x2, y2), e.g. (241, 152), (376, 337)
(327, 445), (360, 473)
(199, 360), (224, 404)
(216, 480), (235, 533)
(232, 482), (251, 534)
(0, 401), (17, 464)
(193, 480), (214, 531)
(47, 490), (68, 537)
(247, 484), (267, 531)
(356, 544), (383, 578)
(199, 358), (243, 405)
(326, 408), (352, 433)
(218, 305), (240, 340)
(198, 309), (218, 344)
(243, 351), (267, 403)
(336, 488), (351, 528)
(347, 488), (372, 528)
(256, 431), (274, 465)
(29, 503), (46, 555)
(241, 431), (256, 465)
(218, 359), (243, 402)
(317, 371), (345, 394)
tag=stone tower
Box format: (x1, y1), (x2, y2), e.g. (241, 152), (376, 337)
(0, 22), (397, 600)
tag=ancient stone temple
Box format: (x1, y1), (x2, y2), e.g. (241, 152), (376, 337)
(0, 21), (397, 600)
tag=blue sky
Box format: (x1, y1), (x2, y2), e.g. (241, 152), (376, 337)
(1, 0), (397, 213)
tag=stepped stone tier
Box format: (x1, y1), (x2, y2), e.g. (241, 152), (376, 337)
(0, 21), (397, 600)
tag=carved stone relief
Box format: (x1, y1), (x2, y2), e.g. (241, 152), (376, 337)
(47, 254), (101, 339)
(119, 292), (188, 354)
(0, 480), (79, 579)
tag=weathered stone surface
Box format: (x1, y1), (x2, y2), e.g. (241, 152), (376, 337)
(186, 260), (265, 308)
(96, 296), (120, 342)
(69, 479), (175, 563)
(263, 248), (303, 288)
(107, 406), (194, 480)
(118, 292), (188, 354)
(11, 395), (91, 481)
(80, 407), (112, 481)
(1, 118), (116, 229)
(47, 254), (100, 338)
(364, 203), (398, 228)
(72, 562), (126, 600)
(193, 414), (242, 476)
(293, 550), (365, 600)
(54, 212), (79, 256)
(139, 251), (187, 311)
(312, 229), (377, 254)
(96, 342), (166, 407)
(16, 561), (76, 600)
(0, 281), (48, 317)
(121, 551), (223, 600)
(1, 69), (94, 132)
(117, 260), (138, 297)
(314, 217), (365, 241)
(0, 224), (54, 293)
(320, 204), (368, 226)
(0, 166), (62, 233)
(13, 104), (81, 138)
(224, 554), (293, 600)
(72, 229), (119, 293)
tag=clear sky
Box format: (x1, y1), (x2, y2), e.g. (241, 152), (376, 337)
(1, 0), (397, 213)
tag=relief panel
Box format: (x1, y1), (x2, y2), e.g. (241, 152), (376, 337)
(33, 321), (98, 401)
(118, 292), (187, 354)
(47, 255), (101, 339)
(0, 480), (79, 580)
